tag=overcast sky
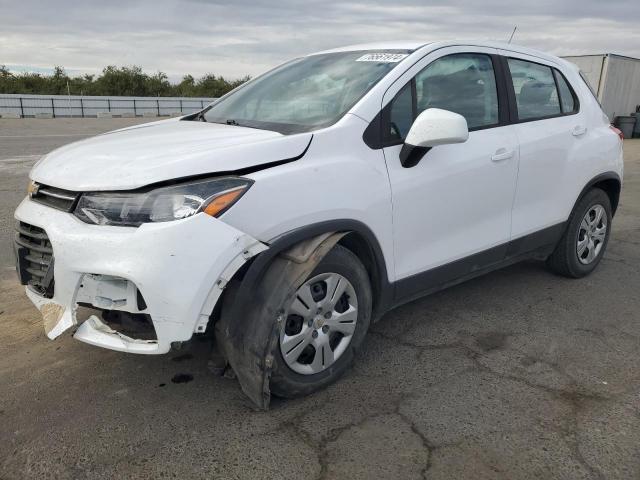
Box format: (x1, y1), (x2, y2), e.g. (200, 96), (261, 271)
(2, 0), (639, 81)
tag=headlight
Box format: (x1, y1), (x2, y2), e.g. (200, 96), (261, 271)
(74, 177), (252, 227)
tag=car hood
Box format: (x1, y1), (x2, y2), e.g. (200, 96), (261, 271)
(30, 119), (312, 191)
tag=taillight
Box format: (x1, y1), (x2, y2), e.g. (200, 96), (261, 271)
(610, 125), (624, 141)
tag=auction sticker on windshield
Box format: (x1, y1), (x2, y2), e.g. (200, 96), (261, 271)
(356, 53), (408, 62)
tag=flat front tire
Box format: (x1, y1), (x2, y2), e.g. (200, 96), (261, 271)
(270, 244), (372, 399)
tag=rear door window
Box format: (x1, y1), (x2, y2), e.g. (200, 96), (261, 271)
(507, 58), (561, 121)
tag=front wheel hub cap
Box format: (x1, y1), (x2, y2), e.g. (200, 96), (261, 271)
(279, 272), (358, 375)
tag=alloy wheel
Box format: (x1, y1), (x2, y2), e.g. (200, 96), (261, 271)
(576, 204), (607, 265)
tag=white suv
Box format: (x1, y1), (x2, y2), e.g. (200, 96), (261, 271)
(14, 41), (623, 408)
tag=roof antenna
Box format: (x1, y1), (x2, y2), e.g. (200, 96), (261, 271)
(508, 25), (517, 44)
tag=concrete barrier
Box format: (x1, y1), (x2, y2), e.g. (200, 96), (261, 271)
(0, 112), (21, 118)
(96, 112), (113, 118)
(35, 113), (53, 119)
(120, 112), (135, 118)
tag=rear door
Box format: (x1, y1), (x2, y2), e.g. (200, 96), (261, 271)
(380, 47), (520, 299)
(498, 51), (584, 239)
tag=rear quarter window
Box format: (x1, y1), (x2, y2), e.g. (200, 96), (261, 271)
(579, 70), (602, 107)
(553, 70), (579, 114)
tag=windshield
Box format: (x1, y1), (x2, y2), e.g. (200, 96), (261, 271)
(203, 50), (410, 134)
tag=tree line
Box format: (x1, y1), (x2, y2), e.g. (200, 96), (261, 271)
(0, 65), (250, 97)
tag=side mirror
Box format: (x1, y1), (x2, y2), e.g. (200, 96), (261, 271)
(400, 108), (469, 168)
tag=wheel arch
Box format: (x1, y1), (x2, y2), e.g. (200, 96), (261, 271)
(229, 219), (393, 323)
(337, 230), (390, 320)
(576, 172), (621, 216)
(213, 220), (392, 409)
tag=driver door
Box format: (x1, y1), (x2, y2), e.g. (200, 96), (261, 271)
(381, 47), (520, 300)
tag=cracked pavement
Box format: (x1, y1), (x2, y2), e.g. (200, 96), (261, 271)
(1, 119), (639, 479)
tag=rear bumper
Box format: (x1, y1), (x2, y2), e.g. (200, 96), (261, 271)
(14, 197), (267, 354)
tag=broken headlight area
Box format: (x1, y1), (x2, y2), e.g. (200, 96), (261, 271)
(73, 177), (252, 227)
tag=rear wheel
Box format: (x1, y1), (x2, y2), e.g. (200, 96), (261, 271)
(270, 245), (372, 398)
(547, 188), (612, 278)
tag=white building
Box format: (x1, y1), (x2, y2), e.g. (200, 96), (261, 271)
(562, 54), (640, 120)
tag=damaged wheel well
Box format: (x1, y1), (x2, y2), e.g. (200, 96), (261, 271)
(213, 220), (392, 329)
(209, 221), (392, 408)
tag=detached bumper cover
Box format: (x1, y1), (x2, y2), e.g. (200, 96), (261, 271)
(14, 197), (267, 354)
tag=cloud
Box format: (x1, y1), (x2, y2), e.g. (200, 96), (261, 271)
(1, 0), (639, 80)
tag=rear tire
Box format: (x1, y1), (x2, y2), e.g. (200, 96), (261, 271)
(546, 188), (612, 278)
(270, 245), (372, 399)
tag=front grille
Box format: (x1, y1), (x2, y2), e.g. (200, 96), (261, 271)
(31, 183), (79, 212)
(14, 221), (55, 297)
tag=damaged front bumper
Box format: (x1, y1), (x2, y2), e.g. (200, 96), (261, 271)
(14, 197), (267, 353)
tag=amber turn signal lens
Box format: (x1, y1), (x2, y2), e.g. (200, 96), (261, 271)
(203, 187), (246, 217)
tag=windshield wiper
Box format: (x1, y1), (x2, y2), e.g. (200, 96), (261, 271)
(203, 117), (275, 132)
(199, 117), (244, 127)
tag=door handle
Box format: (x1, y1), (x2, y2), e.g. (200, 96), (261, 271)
(572, 125), (587, 136)
(491, 149), (514, 162)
